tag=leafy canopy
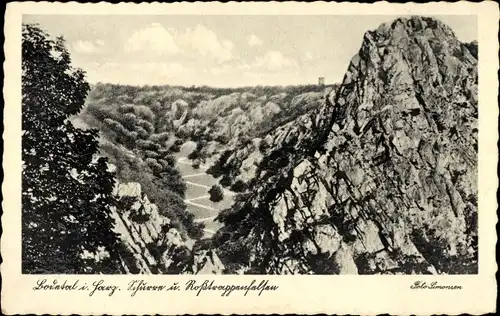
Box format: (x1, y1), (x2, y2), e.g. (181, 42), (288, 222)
(22, 24), (121, 273)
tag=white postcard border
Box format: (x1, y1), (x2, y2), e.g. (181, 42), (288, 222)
(2, 1), (498, 315)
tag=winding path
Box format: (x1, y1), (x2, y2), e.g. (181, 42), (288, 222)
(176, 156), (235, 237)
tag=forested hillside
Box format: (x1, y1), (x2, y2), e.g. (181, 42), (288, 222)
(79, 82), (335, 198)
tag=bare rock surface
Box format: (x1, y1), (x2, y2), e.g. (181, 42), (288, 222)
(111, 181), (190, 273)
(190, 249), (225, 274)
(109, 180), (225, 274)
(212, 16), (478, 275)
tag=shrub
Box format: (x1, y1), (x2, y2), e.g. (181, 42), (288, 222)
(149, 132), (170, 144)
(129, 212), (151, 224)
(170, 142), (181, 153)
(137, 119), (155, 135)
(208, 185), (224, 202)
(117, 104), (135, 114)
(175, 129), (189, 140)
(133, 105), (155, 121)
(187, 150), (199, 160)
(220, 176), (232, 188)
(212, 237), (251, 274)
(137, 139), (160, 151)
(156, 168), (187, 197)
(215, 134), (230, 144)
(187, 222), (206, 240)
(230, 180), (247, 193)
(258, 139), (270, 153)
(170, 139), (183, 153)
(206, 161), (222, 178)
(192, 161), (201, 169)
(145, 158), (163, 175)
(143, 150), (160, 159)
(206, 150), (232, 178)
(121, 112), (138, 130)
(116, 196), (139, 213)
(162, 155), (176, 167)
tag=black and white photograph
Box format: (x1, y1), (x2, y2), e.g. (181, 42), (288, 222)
(19, 13), (480, 276)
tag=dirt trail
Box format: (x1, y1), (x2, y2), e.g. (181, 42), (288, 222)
(176, 155), (235, 238)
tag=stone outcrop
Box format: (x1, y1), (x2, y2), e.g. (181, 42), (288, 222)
(190, 249), (225, 274)
(109, 181), (226, 274)
(111, 182), (190, 274)
(171, 99), (189, 129)
(213, 16), (478, 275)
(205, 89), (333, 189)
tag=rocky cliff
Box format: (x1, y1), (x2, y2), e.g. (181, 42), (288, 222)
(212, 16), (478, 275)
(111, 181), (225, 274)
(206, 88), (335, 189)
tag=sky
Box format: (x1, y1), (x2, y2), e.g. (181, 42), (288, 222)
(23, 15), (477, 87)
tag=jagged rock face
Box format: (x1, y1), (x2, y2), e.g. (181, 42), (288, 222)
(206, 89), (335, 189)
(319, 16), (478, 274)
(190, 250), (225, 274)
(111, 182), (191, 274)
(192, 89), (330, 174)
(171, 99), (189, 129)
(110, 181), (226, 274)
(214, 16), (477, 275)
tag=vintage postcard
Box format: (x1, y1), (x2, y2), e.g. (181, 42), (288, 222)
(2, 1), (498, 314)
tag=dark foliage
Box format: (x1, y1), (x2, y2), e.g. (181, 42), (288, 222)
(230, 180), (248, 193)
(22, 24), (121, 273)
(208, 185), (224, 203)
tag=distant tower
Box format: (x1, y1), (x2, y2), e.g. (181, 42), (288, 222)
(318, 77), (325, 86)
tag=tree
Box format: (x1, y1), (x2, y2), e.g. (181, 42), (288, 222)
(230, 180), (248, 193)
(258, 139), (270, 153)
(170, 139), (183, 153)
(187, 149), (200, 160)
(155, 167), (187, 197)
(22, 24), (121, 273)
(208, 185), (224, 203)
